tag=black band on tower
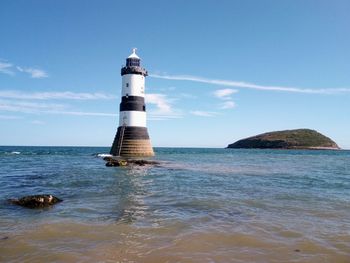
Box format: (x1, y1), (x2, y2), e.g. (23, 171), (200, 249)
(119, 126), (150, 140)
(121, 96), (145, 103)
(119, 96), (146, 111)
(121, 66), (148, 76)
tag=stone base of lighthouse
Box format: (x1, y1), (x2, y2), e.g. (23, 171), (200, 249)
(110, 127), (154, 157)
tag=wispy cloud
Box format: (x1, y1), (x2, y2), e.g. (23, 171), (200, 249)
(212, 89), (237, 110)
(178, 93), (197, 99)
(146, 93), (172, 113)
(0, 114), (22, 120)
(0, 61), (15, 76)
(0, 59), (48, 79)
(214, 88), (238, 99)
(16, 66), (48, 78)
(0, 99), (116, 117)
(0, 93), (181, 120)
(0, 90), (115, 100)
(31, 120), (45, 125)
(0, 99), (66, 113)
(150, 73), (350, 94)
(220, 101), (236, 109)
(146, 93), (183, 120)
(148, 113), (182, 121)
(190, 110), (218, 117)
(48, 110), (116, 117)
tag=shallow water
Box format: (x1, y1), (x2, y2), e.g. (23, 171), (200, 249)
(0, 146), (349, 262)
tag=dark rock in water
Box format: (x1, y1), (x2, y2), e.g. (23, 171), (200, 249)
(105, 159), (128, 167)
(9, 195), (62, 209)
(104, 157), (160, 167)
(227, 129), (340, 150)
(131, 160), (160, 166)
(103, 156), (114, 162)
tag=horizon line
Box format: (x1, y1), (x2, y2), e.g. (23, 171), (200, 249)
(0, 145), (349, 150)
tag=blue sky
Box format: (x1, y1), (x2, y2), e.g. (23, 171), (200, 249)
(1, 0), (349, 148)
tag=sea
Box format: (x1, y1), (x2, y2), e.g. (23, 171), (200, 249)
(0, 146), (349, 263)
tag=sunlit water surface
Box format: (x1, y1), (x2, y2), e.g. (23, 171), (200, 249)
(0, 146), (349, 262)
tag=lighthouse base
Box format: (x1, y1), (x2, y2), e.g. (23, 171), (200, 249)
(110, 126), (154, 157)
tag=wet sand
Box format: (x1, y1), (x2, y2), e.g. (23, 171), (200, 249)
(1, 220), (349, 262)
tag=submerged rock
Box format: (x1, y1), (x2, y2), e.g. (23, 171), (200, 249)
(131, 160), (160, 166)
(227, 129), (340, 150)
(104, 157), (160, 167)
(105, 159), (128, 167)
(9, 194), (62, 209)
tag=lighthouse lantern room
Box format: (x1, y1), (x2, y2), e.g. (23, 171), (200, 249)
(110, 49), (154, 157)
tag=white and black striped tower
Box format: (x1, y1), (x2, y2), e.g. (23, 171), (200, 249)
(110, 48), (154, 157)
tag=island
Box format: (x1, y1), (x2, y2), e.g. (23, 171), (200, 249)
(227, 129), (340, 150)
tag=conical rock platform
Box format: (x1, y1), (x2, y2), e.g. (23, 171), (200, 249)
(110, 126), (154, 157)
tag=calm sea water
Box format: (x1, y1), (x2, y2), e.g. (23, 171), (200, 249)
(0, 146), (349, 262)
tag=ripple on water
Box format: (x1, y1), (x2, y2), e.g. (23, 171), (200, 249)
(0, 147), (350, 262)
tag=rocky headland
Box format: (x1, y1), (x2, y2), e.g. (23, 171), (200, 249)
(227, 129), (340, 150)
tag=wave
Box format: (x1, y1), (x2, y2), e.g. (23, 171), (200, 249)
(95, 153), (112, 158)
(0, 151), (22, 155)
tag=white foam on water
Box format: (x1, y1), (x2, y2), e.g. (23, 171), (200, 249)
(96, 153), (112, 158)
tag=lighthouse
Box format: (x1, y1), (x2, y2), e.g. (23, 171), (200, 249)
(110, 49), (154, 157)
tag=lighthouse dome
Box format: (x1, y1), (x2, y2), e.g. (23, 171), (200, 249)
(126, 48), (141, 67)
(121, 48), (147, 76)
(128, 48), (140, 59)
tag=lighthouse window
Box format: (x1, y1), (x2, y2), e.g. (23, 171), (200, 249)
(126, 83), (129, 87)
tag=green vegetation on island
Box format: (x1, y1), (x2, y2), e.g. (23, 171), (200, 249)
(227, 129), (340, 150)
